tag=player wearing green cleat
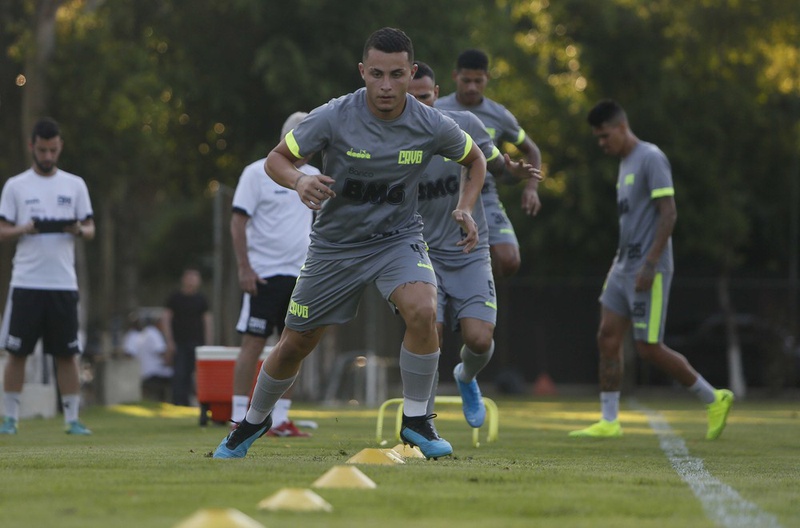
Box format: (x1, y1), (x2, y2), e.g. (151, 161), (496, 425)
(706, 389), (734, 440)
(569, 419), (622, 438)
(571, 101), (734, 442)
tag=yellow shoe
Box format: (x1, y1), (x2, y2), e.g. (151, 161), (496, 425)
(569, 419), (622, 438)
(706, 389), (734, 440)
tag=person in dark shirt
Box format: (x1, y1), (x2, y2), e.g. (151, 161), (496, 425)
(160, 267), (212, 406)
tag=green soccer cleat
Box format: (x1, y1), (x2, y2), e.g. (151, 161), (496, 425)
(0, 417), (18, 435)
(569, 419), (622, 438)
(706, 389), (734, 440)
(65, 420), (92, 435)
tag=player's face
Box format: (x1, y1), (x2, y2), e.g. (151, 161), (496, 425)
(359, 49), (416, 120)
(29, 135), (63, 176)
(408, 75), (439, 108)
(453, 68), (488, 106)
(592, 122), (627, 157)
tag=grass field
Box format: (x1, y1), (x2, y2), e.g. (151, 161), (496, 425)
(0, 395), (797, 528)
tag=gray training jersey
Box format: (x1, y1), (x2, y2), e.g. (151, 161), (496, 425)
(418, 109), (498, 254)
(435, 93), (527, 199)
(612, 141), (675, 274)
(286, 87), (472, 258)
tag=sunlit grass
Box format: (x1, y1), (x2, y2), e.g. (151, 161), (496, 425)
(0, 397), (797, 528)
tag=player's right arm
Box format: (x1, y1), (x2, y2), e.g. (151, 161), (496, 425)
(0, 219), (36, 241)
(230, 211), (262, 295)
(266, 141), (335, 211)
(159, 308), (176, 366)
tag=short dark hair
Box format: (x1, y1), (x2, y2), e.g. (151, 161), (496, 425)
(456, 49), (489, 71)
(587, 100), (627, 127)
(413, 61), (435, 82)
(31, 117), (60, 143)
(363, 27), (414, 63)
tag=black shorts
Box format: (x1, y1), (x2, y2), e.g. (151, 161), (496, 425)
(235, 275), (297, 337)
(0, 288), (81, 357)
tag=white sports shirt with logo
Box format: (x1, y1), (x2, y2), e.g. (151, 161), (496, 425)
(0, 168), (93, 290)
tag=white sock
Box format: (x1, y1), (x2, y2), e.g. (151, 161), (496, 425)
(688, 376), (717, 404)
(62, 394), (81, 423)
(3, 392), (21, 421)
(272, 398), (291, 426)
(601, 391), (620, 422)
(231, 395), (249, 423)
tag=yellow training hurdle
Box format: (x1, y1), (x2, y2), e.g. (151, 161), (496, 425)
(376, 395), (499, 448)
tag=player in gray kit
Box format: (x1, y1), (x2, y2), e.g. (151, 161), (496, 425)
(410, 62), (540, 428)
(570, 100), (733, 440)
(213, 27), (488, 460)
(436, 49), (543, 278)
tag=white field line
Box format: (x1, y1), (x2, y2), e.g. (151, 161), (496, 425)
(629, 400), (782, 528)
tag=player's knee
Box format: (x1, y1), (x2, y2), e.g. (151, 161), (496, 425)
(464, 333), (493, 354)
(596, 327), (621, 355)
(491, 251), (521, 278)
(402, 301), (437, 331)
(634, 341), (660, 361)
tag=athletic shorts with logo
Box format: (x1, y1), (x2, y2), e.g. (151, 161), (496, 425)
(236, 275), (298, 337)
(285, 233), (436, 331)
(600, 267), (672, 343)
(482, 190), (519, 247)
(430, 249), (497, 332)
(0, 288), (81, 357)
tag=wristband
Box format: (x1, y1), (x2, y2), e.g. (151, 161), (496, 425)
(293, 174), (309, 190)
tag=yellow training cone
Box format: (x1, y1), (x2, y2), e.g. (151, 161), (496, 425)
(346, 448), (405, 465)
(173, 508), (265, 528)
(257, 488), (333, 512)
(312, 465), (377, 489)
(391, 444), (425, 458)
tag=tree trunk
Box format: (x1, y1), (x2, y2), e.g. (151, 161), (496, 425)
(21, 0), (63, 146)
(717, 274), (746, 398)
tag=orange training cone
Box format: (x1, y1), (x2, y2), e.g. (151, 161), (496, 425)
(533, 372), (557, 396)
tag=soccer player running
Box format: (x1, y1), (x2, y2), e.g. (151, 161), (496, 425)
(409, 62), (540, 428)
(228, 112), (318, 437)
(435, 49), (543, 278)
(570, 100), (733, 439)
(213, 27), (487, 460)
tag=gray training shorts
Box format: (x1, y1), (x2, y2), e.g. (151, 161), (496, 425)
(599, 267), (673, 344)
(482, 191), (519, 247)
(285, 234), (437, 331)
(430, 249), (497, 332)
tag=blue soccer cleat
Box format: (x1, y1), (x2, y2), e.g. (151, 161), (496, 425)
(453, 363), (486, 428)
(0, 417), (18, 435)
(213, 415), (272, 459)
(65, 420), (92, 435)
(400, 413), (453, 459)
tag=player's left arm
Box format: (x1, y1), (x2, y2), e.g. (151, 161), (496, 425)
(65, 218), (95, 240)
(453, 142), (486, 253)
(635, 195), (677, 292)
